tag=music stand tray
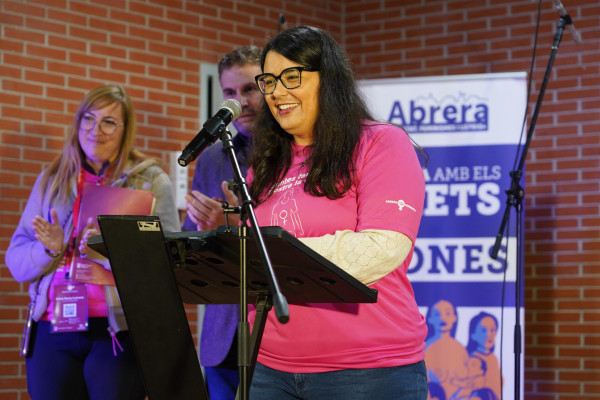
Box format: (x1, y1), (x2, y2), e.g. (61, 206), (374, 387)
(166, 225), (378, 305)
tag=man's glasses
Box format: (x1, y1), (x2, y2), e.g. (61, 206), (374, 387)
(79, 114), (123, 135)
(255, 66), (317, 95)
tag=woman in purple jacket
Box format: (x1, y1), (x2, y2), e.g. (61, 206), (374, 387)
(6, 85), (179, 400)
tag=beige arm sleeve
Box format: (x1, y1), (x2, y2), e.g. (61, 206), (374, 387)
(298, 229), (413, 286)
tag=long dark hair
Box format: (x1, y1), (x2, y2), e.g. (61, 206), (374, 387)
(249, 25), (374, 203)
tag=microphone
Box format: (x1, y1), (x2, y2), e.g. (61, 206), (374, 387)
(552, 0), (582, 43)
(178, 99), (242, 167)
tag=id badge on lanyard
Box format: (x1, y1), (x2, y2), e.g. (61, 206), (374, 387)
(50, 169), (93, 333)
(51, 282), (89, 333)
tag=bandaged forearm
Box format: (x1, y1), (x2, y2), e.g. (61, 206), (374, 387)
(298, 229), (413, 286)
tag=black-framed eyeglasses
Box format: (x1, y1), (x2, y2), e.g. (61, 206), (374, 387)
(255, 66), (318, 95)
(78, 114), (123, 135)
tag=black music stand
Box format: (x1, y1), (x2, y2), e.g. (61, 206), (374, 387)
(91, 215), (377, 400)
(93, 215), (208, 400)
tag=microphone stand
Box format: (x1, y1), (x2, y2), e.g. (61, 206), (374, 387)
(219, 128), (290, 400)
(490, 14), (572, 400)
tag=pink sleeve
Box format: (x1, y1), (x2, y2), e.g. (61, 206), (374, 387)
(355, 124), (425, 242)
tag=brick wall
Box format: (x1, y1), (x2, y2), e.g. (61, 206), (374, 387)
(1, 1), (598, 399)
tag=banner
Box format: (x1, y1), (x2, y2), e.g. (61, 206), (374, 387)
(359, 72), (527, 400)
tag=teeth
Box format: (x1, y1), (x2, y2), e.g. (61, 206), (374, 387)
(278, 104), (297, 110)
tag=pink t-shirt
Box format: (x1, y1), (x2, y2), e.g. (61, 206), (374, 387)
(248, 122), (427, 372)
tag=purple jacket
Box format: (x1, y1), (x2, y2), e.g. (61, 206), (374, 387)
(6, 159), (180, 333)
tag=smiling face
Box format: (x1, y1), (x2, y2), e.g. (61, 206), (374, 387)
(78, 102), (124, 173)
(220, 63), (263, 138)
(262, 50), (320, 146)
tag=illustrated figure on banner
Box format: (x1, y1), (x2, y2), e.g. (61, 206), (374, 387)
(466, 312), (502, 399)
(425, 300), (502, 400)
(425, 299), (470, 399)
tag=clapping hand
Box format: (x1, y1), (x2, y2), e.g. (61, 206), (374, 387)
(32, 208), (63, 255)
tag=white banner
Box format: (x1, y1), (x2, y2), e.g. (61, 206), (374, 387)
(360, 72), (527, 400)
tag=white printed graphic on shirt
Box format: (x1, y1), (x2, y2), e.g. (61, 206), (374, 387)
(271, 188), (304, 237)
(385, 199), (417, 212)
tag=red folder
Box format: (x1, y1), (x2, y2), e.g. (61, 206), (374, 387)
(70, 183), (155, 285)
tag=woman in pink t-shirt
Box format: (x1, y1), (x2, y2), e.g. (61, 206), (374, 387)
(248, 25), (428, 400)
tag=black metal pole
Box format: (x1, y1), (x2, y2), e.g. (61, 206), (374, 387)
(220, 129), (290, 400)
(490, 15), (571, 400)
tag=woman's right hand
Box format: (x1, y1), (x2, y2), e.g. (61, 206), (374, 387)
(32, 208), (64, 254)
(78, 217), (99, 257)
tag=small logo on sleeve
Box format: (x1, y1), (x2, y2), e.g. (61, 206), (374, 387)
(386, 199), (416, 212)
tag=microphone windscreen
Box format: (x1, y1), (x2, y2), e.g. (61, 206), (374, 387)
(221, 99), (242, 120)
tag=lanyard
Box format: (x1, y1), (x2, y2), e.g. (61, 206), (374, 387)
(70, 168), (87, 245)
(64, 167), (109, 277)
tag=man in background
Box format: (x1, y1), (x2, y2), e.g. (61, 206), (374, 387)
(182, 45), (263, 400)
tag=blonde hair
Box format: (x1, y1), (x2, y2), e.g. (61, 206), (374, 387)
(39, 85), (148, 204)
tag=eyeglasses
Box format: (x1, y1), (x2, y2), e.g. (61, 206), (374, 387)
(79, 114), (123, 135)
(255, 66), (318, 95)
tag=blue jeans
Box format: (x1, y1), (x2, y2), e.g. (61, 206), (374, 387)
(205, 366), (239, 400)
(26, 319), (145, 400)
(249, 360), (427, 400)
